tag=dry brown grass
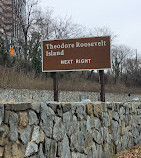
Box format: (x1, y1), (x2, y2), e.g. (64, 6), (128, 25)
(0, 66), (52, 90)
(106, 82), (141, 94)
(59, 72), (100, 92)
(0, 66), (141, 94)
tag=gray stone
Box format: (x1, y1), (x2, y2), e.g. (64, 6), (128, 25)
(121, 128), (129, 149)
(5, 102), (31, 111)
(20, 125), (31, 145)
(132, 114), (138, 126)
(63, 111), (71, 132)
(72, 152), (86, 158)
(79, 121), (87, 135)
(75, 103), (86, 121)
(4, 110), (10, 124)
(107, 103), (113, 110)
(70, 131), (85, 153)
(108, 109), (113, 120)
(92, 129), (103, 145)
(9, 111), (18, 141)
(25, 142), (38, 157)
(90, 143), (98, 158)
(29, 155), (38, 158)
(132, 103), (138, 113)
(125, 103), (130, 114)
(89, 115), (95, 129)
(114, 103), (122, 112)
(40, 103), (55, 137)
(94, 118), (101, 130)
(0, 104), (4, 125)
(137, 116), (141, 126)
(71, 103), (77, 114)
(119, 107), (125, 120)
(132, 126), (140, 144)
(113, 111), (119, 121)
(62, 103), (71, 113)
(102, 127), (111, 144)
(49, 140), (57, 158)
(137, 109), (141, 115)
(31, 126), (40, 144)
(38, 143), (45, 158)
(102, 112), (110, 127)
(131, 104), (137, 113)
(86, 150), (93, 158)
(61, 134), (71, 158)
(127, 132), (134, 148)
(47, 102), (60, 112)
(45, 137), (51, 157)
(112, 120), (120, 145)
(0, 125), (9, 146)
(41, 103), (55, 116)
(57, 108), (63, 117)
(67, 115), (79, 137)
(138, 103), (141, 109)
(125, 115), (129, 126)
(31, 102), (40, 113)
(138, 134), (141, 145)
(70, 133), (78, 152)
(103, 143), (111, 158)
(57, 142), (62, 157)
(0, 146), (4, 157)
(86, 116), (91, 131)
(87, 143), (102, 158)
(53, 117), (66, 141)
(101, 102), (108, 112)
(84, 132), (93, 154)
(29, 110), (39, 125)
(137, 122), (141, 132)
(96, 144), (103, 158)
(45, 138), (57, 158)
(39, 128), (45, 143)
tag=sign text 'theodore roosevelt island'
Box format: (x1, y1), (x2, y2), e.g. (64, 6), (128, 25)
(42, 36), (111, 72)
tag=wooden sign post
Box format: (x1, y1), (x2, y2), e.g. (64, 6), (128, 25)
(52, 72), (59, 102)
(99, 70), (105, 102)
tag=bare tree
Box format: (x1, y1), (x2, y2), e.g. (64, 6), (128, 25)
(111, 44), (132, 83)
(124, 57), (141, 86)
(51, 16), (86, 39)
(88, 26), (118, 42)
(84, 26), (118, 79)
(13, 0), (40, 61)
(34, 8), (54, 40)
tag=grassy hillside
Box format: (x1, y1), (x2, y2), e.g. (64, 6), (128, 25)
(0, 65), (141, 93)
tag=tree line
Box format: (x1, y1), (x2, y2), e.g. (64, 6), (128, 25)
(0, 0), (141, 88)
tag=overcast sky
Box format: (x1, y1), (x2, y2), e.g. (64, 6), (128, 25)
(40, 0), (141, 56)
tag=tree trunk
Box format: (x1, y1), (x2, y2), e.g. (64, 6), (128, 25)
(24, 35), (28, 61)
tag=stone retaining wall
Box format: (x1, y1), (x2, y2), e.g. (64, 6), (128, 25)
(0, 88), (141, 102)
(0, 101), (141, 158)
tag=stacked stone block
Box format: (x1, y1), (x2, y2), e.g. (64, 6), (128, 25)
(0, 101), (141, 157)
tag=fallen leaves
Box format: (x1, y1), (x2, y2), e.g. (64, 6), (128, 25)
(112, 145), (141, 158)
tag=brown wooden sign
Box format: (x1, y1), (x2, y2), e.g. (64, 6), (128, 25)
(42, 36), (111, 72)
